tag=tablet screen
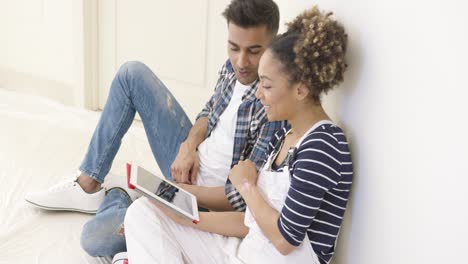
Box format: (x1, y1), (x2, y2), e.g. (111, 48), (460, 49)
(136, 166), (193, 215)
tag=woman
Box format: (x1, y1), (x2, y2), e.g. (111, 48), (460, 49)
(124, 6), (352, 264)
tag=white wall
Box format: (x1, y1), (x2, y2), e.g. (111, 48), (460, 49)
(0, 0), (86, 107)
(97, 0), (231, 119)
(273, 0), (468, 263)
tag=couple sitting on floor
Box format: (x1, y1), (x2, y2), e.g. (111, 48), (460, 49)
(25, 1), (352, 263)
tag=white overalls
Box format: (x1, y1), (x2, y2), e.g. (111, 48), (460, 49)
(237, 122), (330, 264)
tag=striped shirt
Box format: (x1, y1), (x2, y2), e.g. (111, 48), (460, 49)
(269, 124), (353, 264)
(196, 60), (285, 211)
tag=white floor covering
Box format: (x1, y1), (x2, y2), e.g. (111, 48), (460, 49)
(0, 89), (160, 264)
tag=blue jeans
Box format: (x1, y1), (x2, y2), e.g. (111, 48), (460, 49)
(80, 61), (192, 257)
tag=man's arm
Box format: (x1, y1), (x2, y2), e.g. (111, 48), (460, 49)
(171, 117), (208, 184)
(177, 121), (282, 213)
(184, 116), (208, 149)
(179, 118), (283, 212)
(171, 62), (227, 184)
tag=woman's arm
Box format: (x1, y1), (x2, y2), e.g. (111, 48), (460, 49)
(228, 160), (296, 255)
(152, 200), (248, 238)
(233, 132), (347, 256)
(240, 184), (296, 255)
(189, 211), (249, 238)
(179, 184), (234, 212)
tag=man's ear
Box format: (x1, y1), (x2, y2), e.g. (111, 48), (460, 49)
(295, 83), (310, 101)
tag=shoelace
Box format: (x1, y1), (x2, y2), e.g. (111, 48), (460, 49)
(48, 177), (78, 193)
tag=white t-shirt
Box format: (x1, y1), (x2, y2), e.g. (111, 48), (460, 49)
(196, 81), (250, 187)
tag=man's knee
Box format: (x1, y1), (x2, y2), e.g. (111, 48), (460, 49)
(81, 219), (107, 257)
(118, 61), (152, 80)
(80, 212), (127, 257)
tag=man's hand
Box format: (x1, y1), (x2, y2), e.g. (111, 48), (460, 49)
(171, 142), (200, 184)
(228, 159), (258, 194)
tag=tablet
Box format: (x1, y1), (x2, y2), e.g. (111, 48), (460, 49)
(126, 162), (199, 224)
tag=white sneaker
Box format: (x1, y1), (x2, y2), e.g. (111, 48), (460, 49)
(112, 252), (128, 264)
(24, 177), (105, 214)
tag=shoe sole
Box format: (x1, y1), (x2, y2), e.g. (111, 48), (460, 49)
(112, 257), (128, 264)
(25, 199), (97, 214)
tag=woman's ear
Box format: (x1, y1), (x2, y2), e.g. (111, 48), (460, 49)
(295, 83), (310, 101)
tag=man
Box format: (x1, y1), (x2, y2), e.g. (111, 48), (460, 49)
(25, 0), (281, 258)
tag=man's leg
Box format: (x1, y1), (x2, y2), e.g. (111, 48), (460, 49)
(25, 61), (192, 214)
(79, 61), (192, 184)
(26, 61), (193, 257)
(77, 61), (193, 257)
(80, 188), (131, 257)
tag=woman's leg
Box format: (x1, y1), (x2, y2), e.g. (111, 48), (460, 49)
(124, 198), (241, 264)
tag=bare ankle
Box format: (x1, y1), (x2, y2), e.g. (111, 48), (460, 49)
(77, 174), (101, 193)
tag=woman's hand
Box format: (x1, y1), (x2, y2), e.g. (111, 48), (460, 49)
(228, 159), (258, 195)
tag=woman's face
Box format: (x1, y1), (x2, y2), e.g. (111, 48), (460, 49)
(256, 50), (298, 121)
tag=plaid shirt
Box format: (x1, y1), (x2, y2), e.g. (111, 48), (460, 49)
(196, 60), (284, 211)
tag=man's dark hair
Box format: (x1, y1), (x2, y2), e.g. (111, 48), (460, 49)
(222, 0), (280, 35)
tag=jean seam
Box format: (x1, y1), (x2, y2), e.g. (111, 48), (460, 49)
(93, 99), (132, 183)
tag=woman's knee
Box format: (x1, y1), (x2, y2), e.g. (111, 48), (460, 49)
(124, 197), (148, 229)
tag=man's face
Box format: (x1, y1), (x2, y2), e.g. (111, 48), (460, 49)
(227, 23), (272, 85)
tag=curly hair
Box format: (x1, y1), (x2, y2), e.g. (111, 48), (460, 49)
(268, 6), (348, 103)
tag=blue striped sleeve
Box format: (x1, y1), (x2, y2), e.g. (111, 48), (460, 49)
(277, 131), (343, 246)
